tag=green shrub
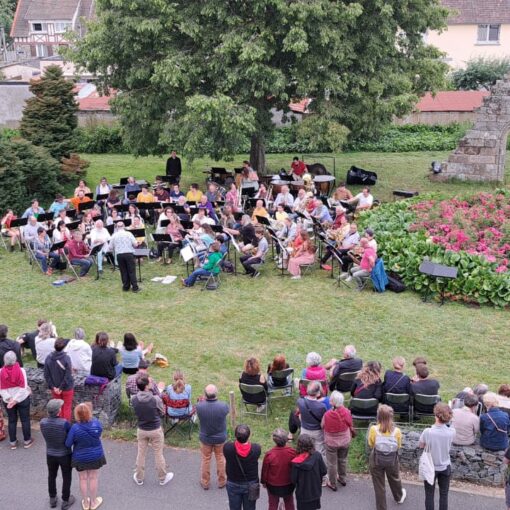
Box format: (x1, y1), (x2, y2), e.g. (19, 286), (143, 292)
(0, 128), (21, 140)
(76, 125), (128, 154)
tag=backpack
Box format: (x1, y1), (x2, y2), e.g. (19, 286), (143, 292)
(373, 427), (399, 468)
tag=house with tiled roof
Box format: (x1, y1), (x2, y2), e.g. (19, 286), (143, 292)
(10, 0), (95, 58)
(427, 1), (510, 68)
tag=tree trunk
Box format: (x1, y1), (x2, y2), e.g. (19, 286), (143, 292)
(250, 132), (266, 174)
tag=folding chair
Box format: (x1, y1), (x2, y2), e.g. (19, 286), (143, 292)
(61, 247), (81, 279)
(163, 396), (196, 439)
(300, 248), (319, 276)
(412, 394), (441, 422)
(201, 253), (227, 291)
(349, 398), (379, 423)
(298, 378), (328, 397)
(336, 370), (360, 403)
(25, 240), (46, 274)
(239, 383), (270, 421)
(0, 232), (8, 251)
(385, 393), (411, 424)
(267, 368), (294, 399)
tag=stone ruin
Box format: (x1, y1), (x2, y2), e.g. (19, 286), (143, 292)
(437, 77), (510, 183)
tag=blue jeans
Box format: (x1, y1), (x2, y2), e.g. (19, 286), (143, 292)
(71, 257), (93, 276)
(97, 251), (104, 271)
(115, 364), (123, 378)
(184, 268), (212, 287)
(35, 252), (59, 272)
(226, 481), (256, 510)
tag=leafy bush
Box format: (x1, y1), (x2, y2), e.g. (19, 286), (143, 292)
(0, 128), (21, 140)
(76, 124), (128, 154)
(451, 57), (510, 91)
(359, 193), (510, 308)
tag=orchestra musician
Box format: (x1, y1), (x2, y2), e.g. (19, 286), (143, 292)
(252, 200), (270, 224)
(33, 226), (60, 275)
(225, 182), (241, 213)
(240, 228), (268, 278)
(89, 220), (111, 274)
(53, 221), (72, 244)
(169, 184), (185, 202)
(166, 150), (182, 183)
(186, 183), (203, 202)
(66, 231), (93, 277)
(290, 156), (307, 179)
(181, 241), (222, 287)
(206, 182), (222, 204)
(74, 179), (91, 197)
(192, 207), (216, 226)
(106, 189), (122, 214)
(107, 207), (123, 226)
(128, 216), (146, 247)
(287, 231), (316, 280)
(156, 218), (183, 264)
(198, 195), (218, 223)
(22, 199), (45, 219)
(223, 215), (257, 254)
(273, 185), (294, 210)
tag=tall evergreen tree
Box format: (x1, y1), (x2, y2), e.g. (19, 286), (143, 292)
(20, 65), (78, 161)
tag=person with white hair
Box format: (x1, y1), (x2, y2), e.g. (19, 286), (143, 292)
(109, 221), (140, 292)
(65, 328), (92, 373)
(35, 322), (57, 367)
(321, 391), (354, 491)
(299, 352), (328, 397)
(480, 392), (510, 452)
(326, 345), (363, 393)
(89, 220), (111, 274)
(0, 350), (33, 449)
(297, 381), (327, 458)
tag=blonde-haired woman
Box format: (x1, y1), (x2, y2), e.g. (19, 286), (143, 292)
(165, 369), (193, 418)
(368, 404), (406, 510)
(65, 404), (106, 510)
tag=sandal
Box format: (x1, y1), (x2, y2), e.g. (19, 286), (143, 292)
(82, 498), (90, 510)
(90, 497), (103, 510)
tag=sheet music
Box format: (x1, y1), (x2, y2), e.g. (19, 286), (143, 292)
(180, 244), (197, 262)
(227, 232), (241, 253)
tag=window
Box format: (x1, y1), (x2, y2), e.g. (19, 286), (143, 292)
(31, 22), (47, 33)
(54, 22), (72, 33)
(477, 24), (500, 43)
(36, 44), (48, 57)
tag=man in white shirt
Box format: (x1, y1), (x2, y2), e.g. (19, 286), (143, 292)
(64, 328), (92, 373)
(273, 185), (294, 210)
(89, 220), (112, 273)
(349, 187), (374, 211)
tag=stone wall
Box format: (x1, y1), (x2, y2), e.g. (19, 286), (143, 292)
(26, 367), (122, 427)
(399, 430), (507, 486)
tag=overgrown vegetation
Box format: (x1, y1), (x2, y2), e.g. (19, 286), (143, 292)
(451, 56), (510, 91)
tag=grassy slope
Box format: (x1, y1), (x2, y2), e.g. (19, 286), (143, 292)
(2, 151), (509, 469)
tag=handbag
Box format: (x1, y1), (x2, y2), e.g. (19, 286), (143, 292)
(235, 453), (260, 501)
(418, 438), (435, 485)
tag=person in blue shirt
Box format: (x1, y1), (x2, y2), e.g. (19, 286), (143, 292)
(118, 332), (153, 375)
(22, 199), (45, 219)
(49, 194), (68, 218)
(480, 392), (510, 451)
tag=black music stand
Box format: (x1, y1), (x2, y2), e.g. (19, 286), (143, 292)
(78, 200), (96, 214)
(89, 243), (105, 280)
(152, 233), (172, 263)
(50, 240), (66, 252)
(10, 218), (28, 228)
(37, 212), (54, 223)
(226, 232), (242, 275)
(134, 248), (150, 282)
(66, 209), (77, 219)
(96, 193), (109, 201)
(67, 220), (81, 231)
(255, 215), (271, 227)
(270, 235), (290, 277)
(419, 260), (458, 305)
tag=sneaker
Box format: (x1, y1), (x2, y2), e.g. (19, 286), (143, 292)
(344, 276), (352, 282)
(397, 489), (407, 504)
(253, 271), (261, 278)
(10, 441), (18, 450)
(321, 264), (332, 271)
(339, 272), (349, 279)
(133, 472), (144, 486)
(50, 496), (58, 508)
(256, 403), (267, 413)
(132, 288), (141, 293)
(321, 475), (328, 487)
(23, 438), (34, 449)
(89, 496), (102, 510)
(290, 275), (301, 280)
(160, 472), (174, 486)
(62, 495), (76, 510)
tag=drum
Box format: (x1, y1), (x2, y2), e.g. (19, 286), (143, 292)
(313, 175), (336, 196)
(270, 179), (287, 197)
(259, 174), (275, 186)
(290, 180), (305, 194)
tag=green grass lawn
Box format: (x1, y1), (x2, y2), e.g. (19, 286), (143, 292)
(2, 151), (509, 471)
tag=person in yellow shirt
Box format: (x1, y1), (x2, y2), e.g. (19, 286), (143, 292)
(136, 185), (155, 204)
(367, 405), (406, 510)
(186, 183), (203, 203)
(252, 199), (269, 223)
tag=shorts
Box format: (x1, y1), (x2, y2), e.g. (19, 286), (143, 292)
(72, 455), (107, 472)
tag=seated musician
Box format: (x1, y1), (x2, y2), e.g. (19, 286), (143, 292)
(53, 221), (72, 244)
(344, 237), (376, 291)
(156, 206), (177, 232)
(287, 231), (316, 280)
(89, 220), (111, 273)
(292, 189), (307, 214)
(347, 186), (374, 212)
(223, 215), (257, 253)
(79, 211), (94, 240)
(252, 199), (270, 223)
(90, 203), (102, 221)
(274, 204), (288, 226)
(181, 241), (222, 287)
(106, 189), (122, 213)
(95, 177), (112, 198)
(1, 209), (20, 251)
(321, 221), (359, 273)
(254, 183), (270, 203)
(206, 182), (222, 204)
(276, 217), (298, 269)
(49, 194), (68, 218)
(330, 182), (353, 207)
(33, 227), (60, 275)
(175, 195), (191, 221)
(198, 195), (218, 222)
(241, 160), (259, 191)
(124, 176), (141, 198)
(365, 228), (378, 252)
(311, 199), (332, 225)
(273, 185), (294, 210)
(186, 183), (203, 202)
(54, 209), (71, 228)
(154, 185), (170, 203)
(192, 207), (216, 226)
(74, 179), (91, 197)
(69, 189), (92, 214)
(225, 182), (241, 213)
(128, 216), (146, 247)
(22, 199), (45, 219)
(125, 204), (141, 223)
(240, 227), (268, 277)
(106, 207), (123, 226)
(136, 184), (155, 204)
(169, 183), (185, 202)
(66, 231), (93, 277)
(156, 218), (183, 264)
(23, 216), (41, 245)
(330, 206), (347, 230)
(290, 156), (307, 179)
(219, 205), (236, 230)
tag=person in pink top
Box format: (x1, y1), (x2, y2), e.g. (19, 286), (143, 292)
(299, 352), (328, 397)
(346, 237), (376, 291)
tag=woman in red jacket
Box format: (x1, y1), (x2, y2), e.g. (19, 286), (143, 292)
(321, 391), (355, 491)
(261, 428), (297, 510)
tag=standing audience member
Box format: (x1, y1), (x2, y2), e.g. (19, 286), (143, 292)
(40, 399), (75, 509)
(91, 332), (120, 381)
(0, 351), (33, 449)
(44, 338), (75, 422)
(419, 403), (456, 510)
(196, 384), (230, 490)
(297, 381), (327, 458)
(131, 375), (174, 486)
(261, 428), (297, 510)
(36, 322), (57, 368)
(291, 434), (327, 510)
(321, 391), (354, 491)
(504, 445), (510, 510)
(367, 405), (406, 510)
(451, 393), (480, 446)
(65, 404), (106, 510)
(0, 324), (23, 367)
(480, 392), (510, 452)
(223, 424), (261, 510)
(65, 328), (92, 373)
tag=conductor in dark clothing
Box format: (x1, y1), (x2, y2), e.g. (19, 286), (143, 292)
(166, 151), (182, 184)
(109, 222), (140, 293)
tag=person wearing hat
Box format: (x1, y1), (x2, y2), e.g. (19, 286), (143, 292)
(41, 399), (75, 509)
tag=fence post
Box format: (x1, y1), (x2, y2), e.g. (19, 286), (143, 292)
(229, 390), (236, 429)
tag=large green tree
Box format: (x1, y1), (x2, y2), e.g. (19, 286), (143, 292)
(20, 65), (78, 161)
(0, 0), (16, 40)
(72, 0), (448, 171)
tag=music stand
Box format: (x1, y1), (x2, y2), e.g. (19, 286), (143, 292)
(78, 200), (96, 213)
(37, 212), (54, 223)
(50, 240), (66, 252)
(269, 234), (290, 277)
(10, 218), (28, 228)
(255, 215), (271, 226)
(67, 220), (81, 231)
(134, 248), (150, 282)
(226, 232), (241, 275)
(89, 243), (105, 280)
(84, 192), (94, 199)
(419, 260), (458, 305)
(105, 224), (115, 235)
(211, 225), (224, 233)
(66, 210), (77, 219)
(96, 193), (109, 201)
(128, 228), (146, 239)
(180, 244), (198, 277)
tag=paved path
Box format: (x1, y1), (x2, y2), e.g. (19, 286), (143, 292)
(0, 430), (503, 510)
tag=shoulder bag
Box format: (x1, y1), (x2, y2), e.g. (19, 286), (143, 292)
(418, 432), (435, 485)
(235, 453), (260, 501)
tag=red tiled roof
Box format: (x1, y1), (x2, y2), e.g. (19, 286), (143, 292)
(289, 98), (311, 114)
(76, 87), (116, 111)
(441, 0), (510, 25)
(416, 91), (490, 112)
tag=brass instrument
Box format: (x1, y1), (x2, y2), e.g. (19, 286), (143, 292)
(303, 173), (315, 194)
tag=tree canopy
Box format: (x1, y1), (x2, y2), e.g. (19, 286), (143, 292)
(451, 57), (510, 91)
(72, 0), (448, 170)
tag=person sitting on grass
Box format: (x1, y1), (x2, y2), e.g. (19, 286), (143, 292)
(181, 241), (222, 287)
(240, 357), (268, 413)
(91, 332), (121, 381)
(165, 369), (193, 419)
(118, 332), (153, 375)
(65, 328), (92, 373)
